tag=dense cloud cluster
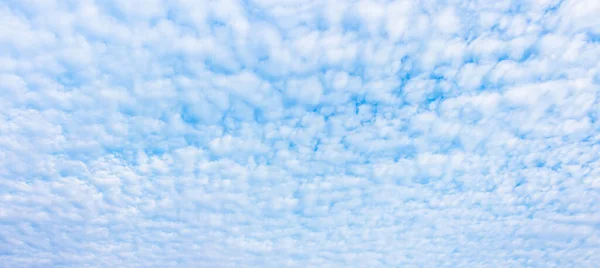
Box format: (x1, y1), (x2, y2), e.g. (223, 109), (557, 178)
(1, 0), (599, 266)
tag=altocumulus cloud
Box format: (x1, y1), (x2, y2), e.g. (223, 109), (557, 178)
(1, 0), (600, 267)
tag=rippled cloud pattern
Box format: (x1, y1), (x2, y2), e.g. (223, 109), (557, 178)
(1, 0), (600, 267)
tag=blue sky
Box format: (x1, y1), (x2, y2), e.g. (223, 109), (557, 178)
(1, 0), (599, 267)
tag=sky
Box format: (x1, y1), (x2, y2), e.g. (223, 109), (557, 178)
(0, 0), (599, 267)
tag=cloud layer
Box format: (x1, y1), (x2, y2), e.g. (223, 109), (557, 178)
(1, 0), (599, 267)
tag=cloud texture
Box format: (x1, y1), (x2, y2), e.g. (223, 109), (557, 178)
(1, 0), (600, 267)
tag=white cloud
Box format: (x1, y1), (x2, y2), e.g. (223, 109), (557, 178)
(0, 0), (599, 267)
(285, 76), (324, 105)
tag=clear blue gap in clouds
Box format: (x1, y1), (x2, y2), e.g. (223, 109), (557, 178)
(0, 0), (599, 267)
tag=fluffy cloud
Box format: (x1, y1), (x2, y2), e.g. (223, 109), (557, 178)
(1, 0), (599, 267)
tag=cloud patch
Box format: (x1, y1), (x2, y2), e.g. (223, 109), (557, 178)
(0, 0), (599, 267)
